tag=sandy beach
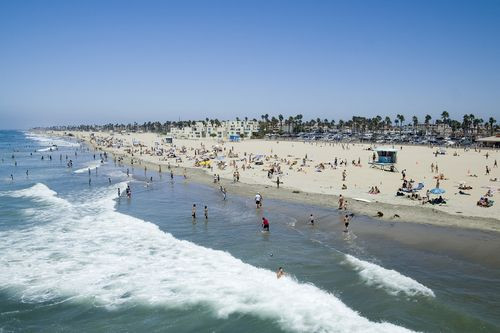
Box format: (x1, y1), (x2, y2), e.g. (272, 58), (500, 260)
(49, 130), (500, 233)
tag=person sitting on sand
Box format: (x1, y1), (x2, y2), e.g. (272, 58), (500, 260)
(374, 186), (380, 194)
(342, 184), (347, 190)
(477, 197), (489, 207)
(369, 186), (375, 194)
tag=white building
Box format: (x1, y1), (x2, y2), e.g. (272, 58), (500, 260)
(167, 120), (259, 140)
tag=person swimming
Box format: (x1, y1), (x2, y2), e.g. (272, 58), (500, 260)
(276, 267), (285, 279)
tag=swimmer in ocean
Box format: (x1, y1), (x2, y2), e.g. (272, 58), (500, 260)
(277, 267), (285, 279)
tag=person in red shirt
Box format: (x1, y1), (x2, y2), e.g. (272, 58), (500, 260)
(262, 217), (269, 231)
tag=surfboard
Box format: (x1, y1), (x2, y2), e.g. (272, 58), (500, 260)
(353, 198), (371, 203)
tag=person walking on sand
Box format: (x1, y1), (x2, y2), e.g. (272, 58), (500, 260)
(342, 169), (347, 181)
(338, 195), (344, 210)
(276, 176), (281, 188)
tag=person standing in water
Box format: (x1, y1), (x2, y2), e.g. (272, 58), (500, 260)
(255, 193), (262, 208)
(262, 217), (269, 231)
(309, 214), (314, 225)
(343, 214), (351, 232)
(192, 204), (196, 219)
(219, 186), (227, 200)
(204, 205), (208, 219)
(338, 195), (344, 210)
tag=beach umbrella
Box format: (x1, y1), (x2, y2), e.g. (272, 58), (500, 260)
(429, 188), (445, 195)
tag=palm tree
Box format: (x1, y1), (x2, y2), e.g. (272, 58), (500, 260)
(424, 115), (432, 134)
(472, 118), (483, 136)
(384, 116), (391, 131)
(462, 115), (470, 137)
(288, 116), (294, 133)
(278, 114), (284, 131)
(441, 111), (449, 124)
(488, 117), (497, 135)
(397, 114), (405, 135)
(412, 116), (418, 134)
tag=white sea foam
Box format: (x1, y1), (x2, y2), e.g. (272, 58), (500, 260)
(344, 255), (435, 298)
(37, 147), (56, 152)
(74, 161), (104, 174)
(0, 184), (414, 332)
(25, 132), (80, 148)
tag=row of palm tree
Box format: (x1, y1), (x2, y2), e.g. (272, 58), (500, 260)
(44, 112), (497, 137)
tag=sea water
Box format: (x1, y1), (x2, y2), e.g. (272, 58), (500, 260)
(0, 130), (499, 332)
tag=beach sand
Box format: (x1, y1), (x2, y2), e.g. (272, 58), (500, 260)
(48, 130), (500, 233)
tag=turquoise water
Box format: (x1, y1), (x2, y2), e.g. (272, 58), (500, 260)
(0, 130), (499, 332)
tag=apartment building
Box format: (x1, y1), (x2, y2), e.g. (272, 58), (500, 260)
(167, 120), (260, 140)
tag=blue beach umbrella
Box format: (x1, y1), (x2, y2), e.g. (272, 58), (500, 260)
(429, 188), (445, 195)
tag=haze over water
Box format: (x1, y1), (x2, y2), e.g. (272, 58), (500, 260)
(0, 130), (499, 332)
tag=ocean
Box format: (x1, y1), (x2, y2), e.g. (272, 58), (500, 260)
(0, 130), (499, 332)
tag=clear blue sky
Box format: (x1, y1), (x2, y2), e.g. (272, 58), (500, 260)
(1, 0), (499, 129)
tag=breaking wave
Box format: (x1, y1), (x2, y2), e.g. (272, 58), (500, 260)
(0, 184), (414, 332)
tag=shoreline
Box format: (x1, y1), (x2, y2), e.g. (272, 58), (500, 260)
(45, 130), (500, 234)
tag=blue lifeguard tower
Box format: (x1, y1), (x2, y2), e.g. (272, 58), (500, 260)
(371, 147), (398, 171)
(229, 134), (240, 142)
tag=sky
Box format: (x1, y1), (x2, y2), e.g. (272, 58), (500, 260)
(0, 0), (499, 129)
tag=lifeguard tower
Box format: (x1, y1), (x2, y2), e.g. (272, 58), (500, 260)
(371, 147), (398, 172)
(229, 134), (240, 142)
